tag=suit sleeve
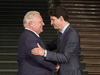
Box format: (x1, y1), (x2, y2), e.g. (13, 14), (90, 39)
(46, 38), (57, 51)
(25, 35), (56, 70)
(46, 32), (81, 63)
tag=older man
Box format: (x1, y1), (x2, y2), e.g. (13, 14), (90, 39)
(17, 11), (57, 75)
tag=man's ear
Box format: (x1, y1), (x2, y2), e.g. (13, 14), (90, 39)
(59, 16), (64, 21)
(29, 21), (33, 26)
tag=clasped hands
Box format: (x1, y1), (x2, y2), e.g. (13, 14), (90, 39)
(31, 43), (60, 71)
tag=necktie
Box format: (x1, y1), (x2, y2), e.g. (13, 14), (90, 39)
(58, 32), (62, 43)
(59, 32), (62, 40)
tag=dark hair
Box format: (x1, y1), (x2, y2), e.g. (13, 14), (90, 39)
(48, 5), (68, 22)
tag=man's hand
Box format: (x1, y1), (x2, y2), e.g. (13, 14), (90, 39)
(55, 62), (60, 71)
(31, 43), (45, 56)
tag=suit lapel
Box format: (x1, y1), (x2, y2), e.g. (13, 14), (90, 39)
(25, 29), (47, 49)
(57, 25), (72, 50)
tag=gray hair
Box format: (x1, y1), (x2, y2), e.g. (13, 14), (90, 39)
(23, 11), (40, 27)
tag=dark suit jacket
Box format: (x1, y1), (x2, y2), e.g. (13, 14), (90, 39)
(46, 25), (83, 75)
(17, 29), (56, 75)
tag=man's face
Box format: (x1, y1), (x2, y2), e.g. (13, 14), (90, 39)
(50, 16), (61, 29)
(32, 14), (45, 34)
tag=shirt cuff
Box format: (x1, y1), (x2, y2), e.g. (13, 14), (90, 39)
(44, 50), (47, 57)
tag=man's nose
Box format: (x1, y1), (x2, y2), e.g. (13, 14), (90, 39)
(51, 21), (53, 25)
(42, 22), (45, 25)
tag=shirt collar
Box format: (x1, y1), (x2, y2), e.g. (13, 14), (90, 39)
(25, 28), (40, 37)
(61, 23), (70, 34)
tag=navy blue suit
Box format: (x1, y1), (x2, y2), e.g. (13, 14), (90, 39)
(17, 29), (56, 75)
